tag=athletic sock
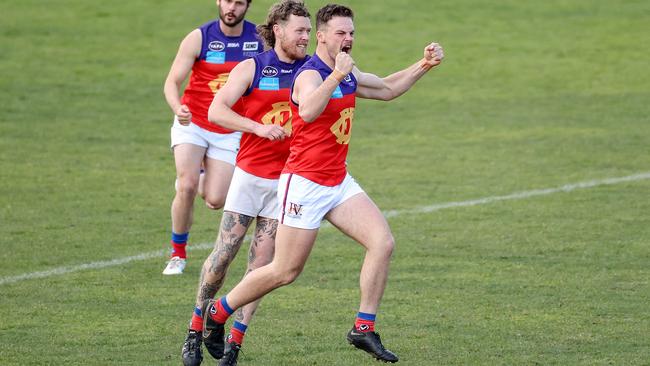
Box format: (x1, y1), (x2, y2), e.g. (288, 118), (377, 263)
(354, 312), (376, 332)
(171, 232), (189, 259)
(228, 321), (248, 345)
(209, 296), (234, 324)
(189, 306), (203, 332)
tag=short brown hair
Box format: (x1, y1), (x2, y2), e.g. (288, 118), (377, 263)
(315, 4), (353, 30)
(256, 0), (311, 48)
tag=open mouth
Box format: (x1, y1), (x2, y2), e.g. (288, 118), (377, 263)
(341, 45), (352, 53)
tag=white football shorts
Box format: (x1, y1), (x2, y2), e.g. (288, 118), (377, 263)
(170, 117), (242, 165)
(224, 167), (280, 219)
(277, 173), (364, 229)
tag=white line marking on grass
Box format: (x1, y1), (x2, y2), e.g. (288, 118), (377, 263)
(383, 171), (650, 218)
(0, 242), (216, 286)
(2, 171), (649, 286)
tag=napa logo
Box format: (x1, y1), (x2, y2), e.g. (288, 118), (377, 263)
(208, 41), (226, 51)
(262, 66), (279, 77)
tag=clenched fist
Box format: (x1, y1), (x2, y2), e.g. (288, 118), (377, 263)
(423, 42), (444, 68)
(334, 51), (355, 76)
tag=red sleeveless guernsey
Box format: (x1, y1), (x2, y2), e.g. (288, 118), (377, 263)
(283, 54), (357, 186)
(237, 50), (309, 179)
(181, 20), (262, 133)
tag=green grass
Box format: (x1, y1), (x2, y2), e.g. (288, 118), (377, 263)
(1, 0), (649, 364)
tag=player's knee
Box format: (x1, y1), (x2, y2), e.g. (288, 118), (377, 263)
(374, 233), (395, 259)
(385, 235), (396, 258)
(275, 265), (303, 286)
(212, 251), (233, 269)
(248, 248), (275, 269)
(204, 194), (225, 210)
(176, 177), (200, 198)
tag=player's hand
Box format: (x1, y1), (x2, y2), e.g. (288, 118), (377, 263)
(334, 52), (355, 75)
(253, 123), (288, 141)
(176, 105), (192, 125)
(423, 42), (444, 67)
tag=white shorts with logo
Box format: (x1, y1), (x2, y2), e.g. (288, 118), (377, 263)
(278, 173), (365, 229)
(224, 167), (280, 219)
(170, 117), (242, 165)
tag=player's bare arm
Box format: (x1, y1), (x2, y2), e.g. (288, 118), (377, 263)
(354, 42), (444, 101)
(164, 29), (202, 125)
(294, 52), (354, 122)
(208, 59), (288, 141)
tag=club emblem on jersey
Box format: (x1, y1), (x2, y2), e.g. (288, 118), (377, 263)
(208, 41), (226, 51)
(344, 74), (352, 83)
(262, 66), (279, 77)
(208, 73), (230, 93)
(287, 202), (303, 218)
(262, 102), (293, 134)
(330, 107), (354, 145)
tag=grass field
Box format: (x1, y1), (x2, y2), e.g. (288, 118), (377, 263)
(1, 0), (649, 364)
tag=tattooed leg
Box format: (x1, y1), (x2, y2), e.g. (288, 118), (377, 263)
(235, 216), (278, 326)
(195, 211), (254, 307)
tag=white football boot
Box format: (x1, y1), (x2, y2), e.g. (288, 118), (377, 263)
(163, 256), (186, 275)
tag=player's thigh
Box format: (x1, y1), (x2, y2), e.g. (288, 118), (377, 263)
(203, 157), (235, 198)
(326, 193), (393, 250)
(272, 224), (318, 273)
(173, 143), (207, 181)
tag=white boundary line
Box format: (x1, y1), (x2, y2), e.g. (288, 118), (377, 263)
(1, 171), (649, 286)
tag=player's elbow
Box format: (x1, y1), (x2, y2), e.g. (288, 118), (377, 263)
(298, 105), (317, 123)
(380, 87), (399, 101)
(207, 103), (225, 126)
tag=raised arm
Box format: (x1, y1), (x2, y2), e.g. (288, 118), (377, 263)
(293, 52), (355, 122)
(208, 59), (288, 141)
(163, 29), (202, 125)
(354, 42), (444, 101)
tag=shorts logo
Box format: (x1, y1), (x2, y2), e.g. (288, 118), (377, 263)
(287, 202), (303, 218)
(262, 66), (279, 77)
(243, 42), (259, 51)
(208, 41), (226, 51)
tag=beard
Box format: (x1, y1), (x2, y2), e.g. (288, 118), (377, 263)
(279, 41), (307, 60)
(219, 9), (246, 27)
(278, 34), (308, 60)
